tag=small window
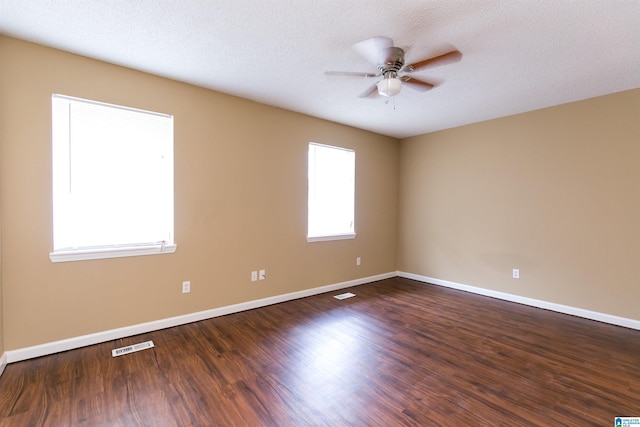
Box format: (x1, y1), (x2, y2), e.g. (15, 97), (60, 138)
(50, 94), (175, 262)
(307, 142), (355, 242)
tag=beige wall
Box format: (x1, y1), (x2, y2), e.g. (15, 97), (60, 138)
(0, 213), (3, 357)
(399, 89), (640, 320)
(1, 33), (638, 353)
(0, 45), (5, 356)
(0, 36), (399, 350)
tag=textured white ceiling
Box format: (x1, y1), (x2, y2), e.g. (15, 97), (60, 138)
(1, 0), (639, 138)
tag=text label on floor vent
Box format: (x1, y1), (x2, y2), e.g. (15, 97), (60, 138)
(112, 340), (155, 357)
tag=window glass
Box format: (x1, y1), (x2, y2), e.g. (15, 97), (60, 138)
(51, 94), (175, 261)
(307, 142), (355, 242)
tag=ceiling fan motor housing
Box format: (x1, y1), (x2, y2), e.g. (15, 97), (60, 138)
(378, 47), (405, 78)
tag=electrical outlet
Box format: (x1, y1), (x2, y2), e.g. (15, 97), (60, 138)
(512, 269), (520, 279)
(259, 269), (266, 280)
(182, 281), (191, 293)
(251, 271), (258, 282)
(356, 257), (361, 266)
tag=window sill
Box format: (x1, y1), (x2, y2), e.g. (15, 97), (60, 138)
(49, 243), (177, 263)
(307, 233), (356, 243)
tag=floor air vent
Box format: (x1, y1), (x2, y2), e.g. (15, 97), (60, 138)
(112, 340), (155, 357)
(334, 292), (356, 300)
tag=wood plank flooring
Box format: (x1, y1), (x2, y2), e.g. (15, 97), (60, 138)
(0, 277), (638, 426)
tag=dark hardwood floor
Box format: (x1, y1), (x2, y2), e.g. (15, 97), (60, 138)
(0, 277), (638, 426)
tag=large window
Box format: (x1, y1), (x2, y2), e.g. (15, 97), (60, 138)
(307, 142), (355, 242)
(50, 94), (175, 262)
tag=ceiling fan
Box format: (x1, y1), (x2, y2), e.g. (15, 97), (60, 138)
(325, 36), (462, 98)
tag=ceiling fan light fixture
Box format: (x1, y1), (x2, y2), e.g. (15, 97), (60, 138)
(376, 77), (402, 97)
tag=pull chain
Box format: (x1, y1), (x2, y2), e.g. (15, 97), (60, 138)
(384, 97), (397, 110)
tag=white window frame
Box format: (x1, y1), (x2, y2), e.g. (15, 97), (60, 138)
(50, 94), (176, 262)
(307, 142), (356, 242)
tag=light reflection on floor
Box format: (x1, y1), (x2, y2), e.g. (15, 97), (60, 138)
(282, 310), (383, 410)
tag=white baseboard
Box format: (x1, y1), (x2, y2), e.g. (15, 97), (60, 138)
(398, 271), (640, 331)
(0, 353), (7, 377)
(5, 271), (396, 364)
(7, 269), (634, 369)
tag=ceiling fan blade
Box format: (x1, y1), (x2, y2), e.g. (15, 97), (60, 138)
(358, 82), (380, 98)
(325, 71), (378, 78)
(405, 50), (462, 72)
(401, 76), (435, 92)
(353, 36), (393, 65)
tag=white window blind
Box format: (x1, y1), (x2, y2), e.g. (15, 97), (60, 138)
(308, 142), (356, 242)
(50, 94), (175, 262)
